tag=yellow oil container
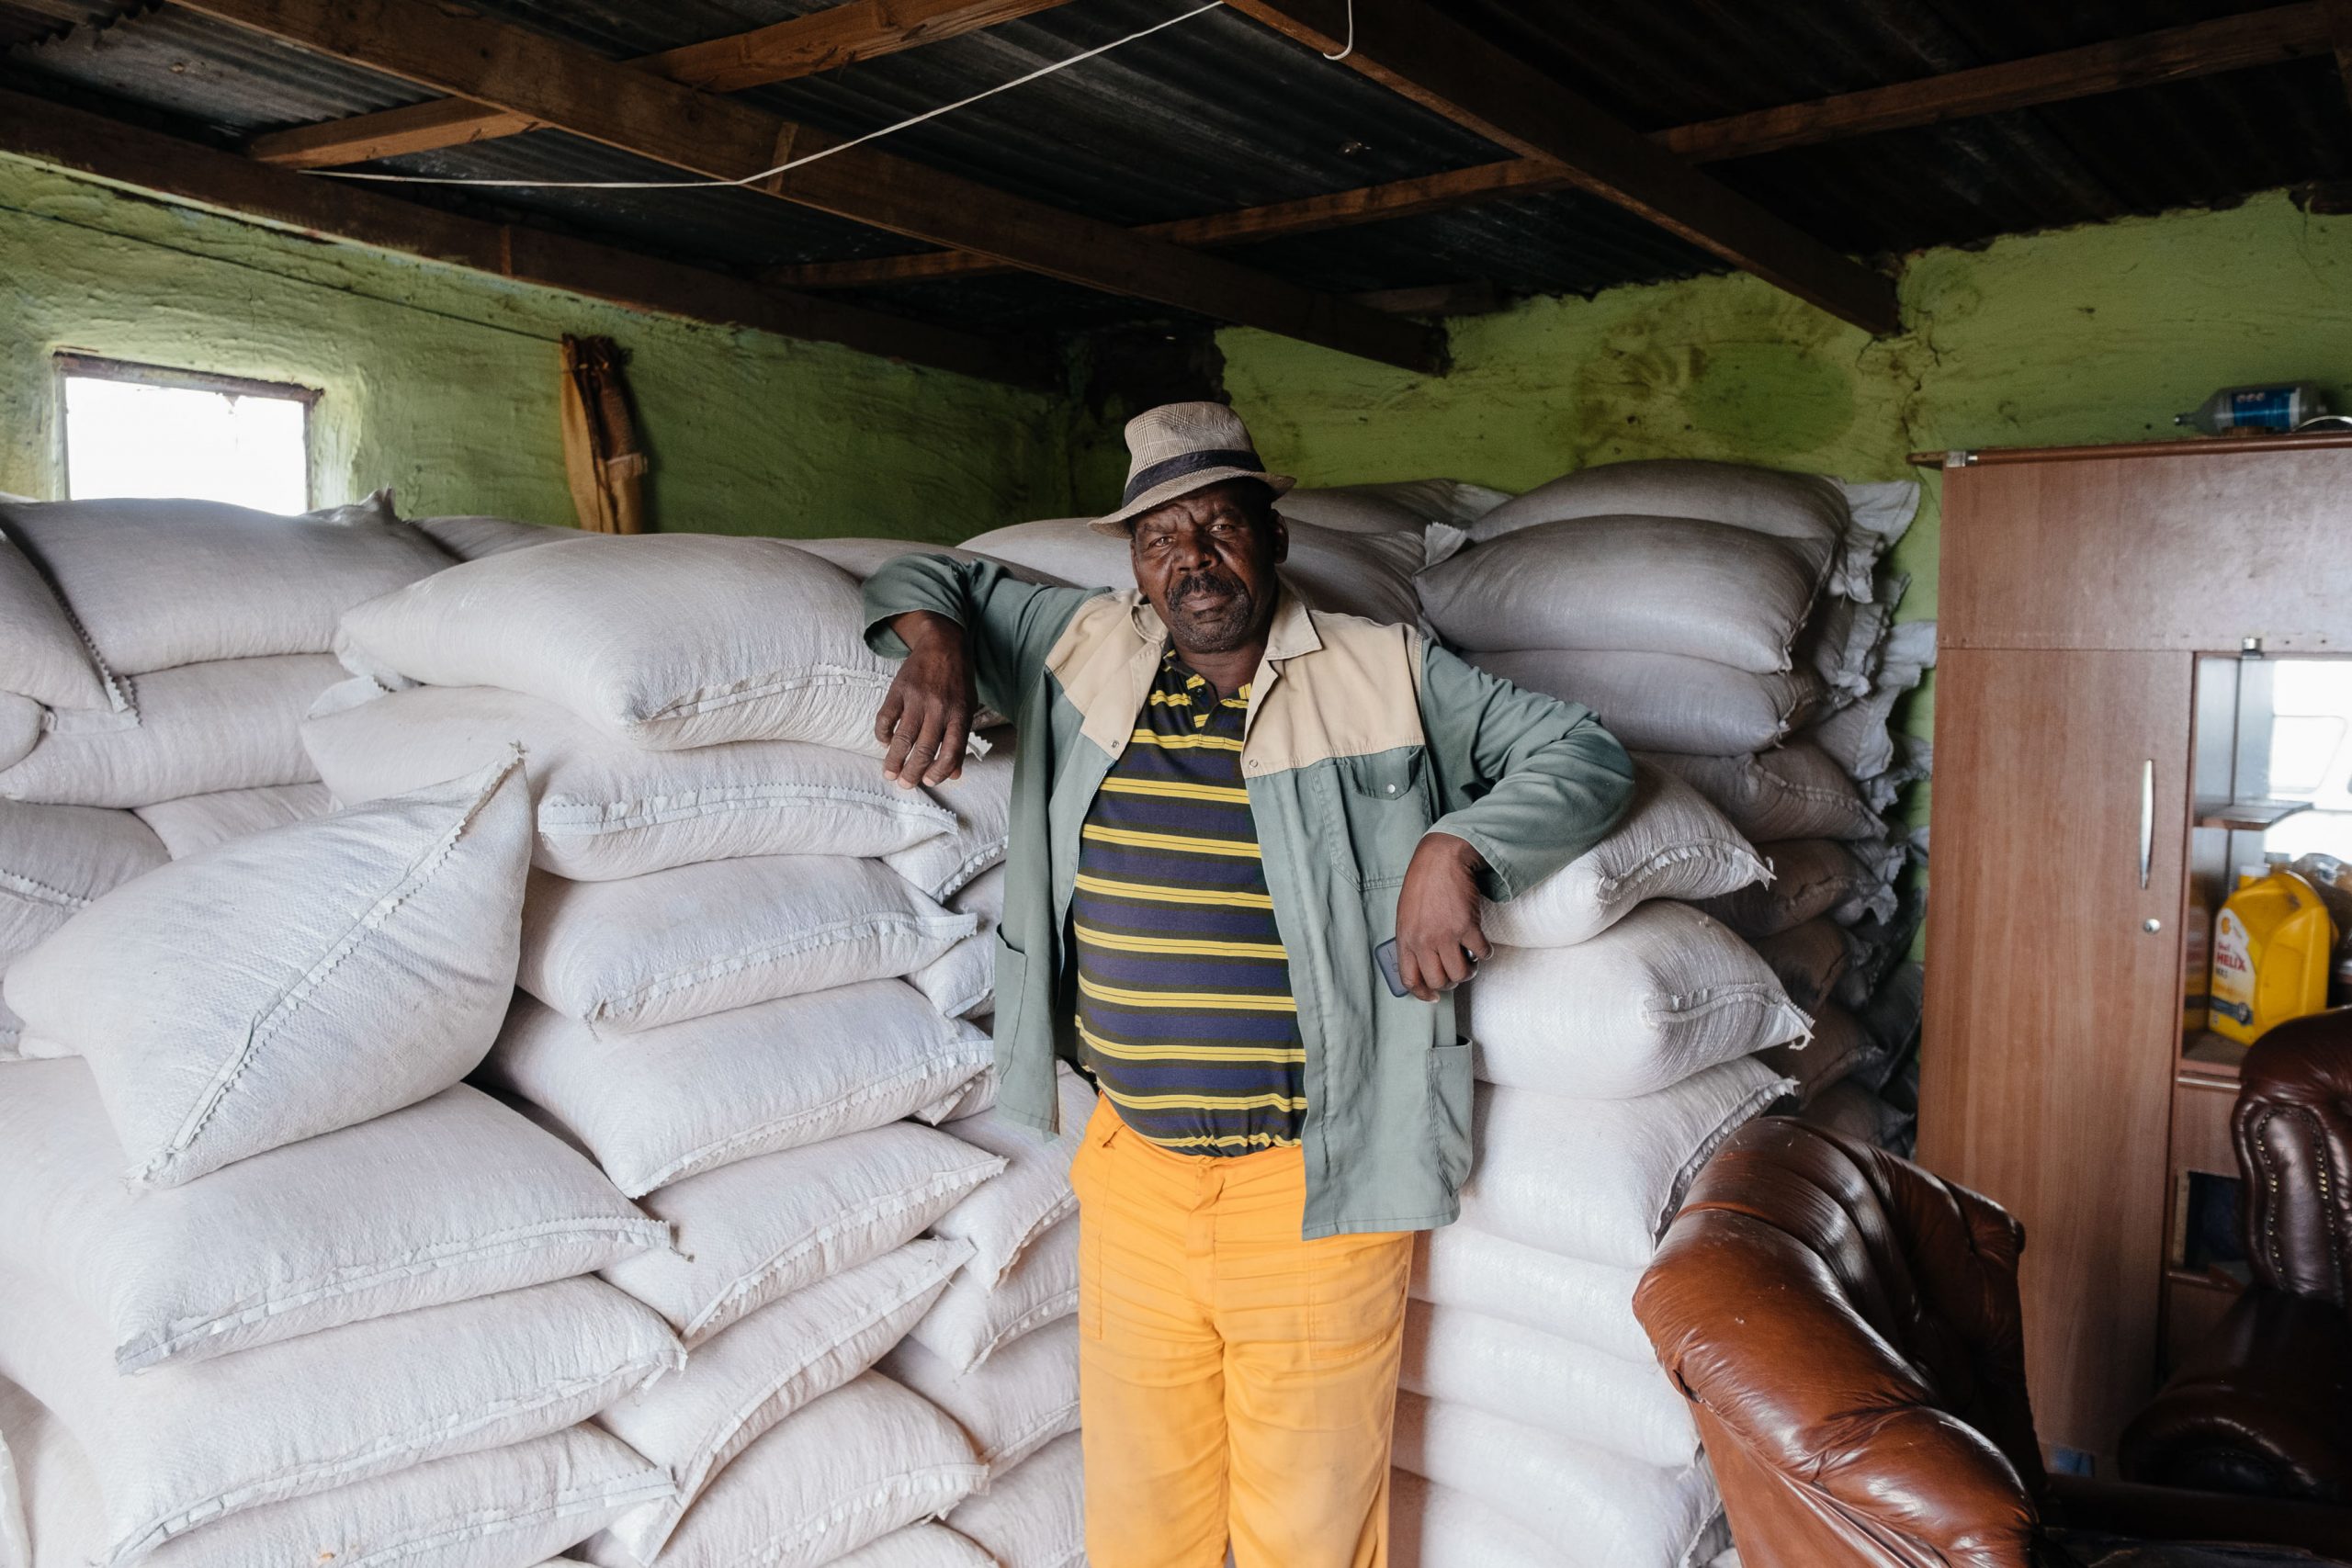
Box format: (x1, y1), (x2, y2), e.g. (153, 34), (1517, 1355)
(2210, 867), (2335, 1046)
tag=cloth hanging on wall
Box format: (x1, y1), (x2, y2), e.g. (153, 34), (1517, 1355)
(559, 335), (647, 536)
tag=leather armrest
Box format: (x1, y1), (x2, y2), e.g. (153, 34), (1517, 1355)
(2119, 1290), (2352, 1504)
(2047, 1474), (2352, 1559)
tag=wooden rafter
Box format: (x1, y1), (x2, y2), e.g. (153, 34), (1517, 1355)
(0, 89), (1048, 388)
(779, 2), (2336, 294)
(248, 0), (1080, 170)
(174, 0), (1444, 373)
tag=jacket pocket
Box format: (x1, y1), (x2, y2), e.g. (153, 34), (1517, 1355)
(1325, 748), (1433, 891)
(990, 931), (1029, 1057)
(1426, 1038), (1474, 1197)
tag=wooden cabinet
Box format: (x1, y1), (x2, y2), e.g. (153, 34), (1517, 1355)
(1917, 433), (2352, 1469)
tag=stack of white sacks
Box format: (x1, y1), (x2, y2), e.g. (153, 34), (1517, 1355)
(1414, 459), (1932, 1152)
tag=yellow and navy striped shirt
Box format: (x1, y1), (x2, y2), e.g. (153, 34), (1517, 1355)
(1072, 649), (1305, 1155)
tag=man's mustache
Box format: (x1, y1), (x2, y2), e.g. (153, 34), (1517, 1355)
(1172, 569), (1246, 604)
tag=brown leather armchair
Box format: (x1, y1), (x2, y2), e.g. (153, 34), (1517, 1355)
(2120, 1011), (2352, 1503)
(1634, 1116), (2352, 1568)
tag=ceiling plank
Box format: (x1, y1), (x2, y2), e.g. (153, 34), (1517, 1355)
(1219, 0), (1900, 333)
(0, 88), (1048, 387)
(176, 0), (1443, 373)
(780, 3), (2332, 303)
(249, 0), (1078, 170)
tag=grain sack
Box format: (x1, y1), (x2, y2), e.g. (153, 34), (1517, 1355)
(880, 745), (1012, 903)
(0, 1065), (662, 1373)
(131, 782), (332, 859)
(933, 1066), (1095, 1290)
(795, 537), (1072, 587)
(0, 654), (344, 807)
(1807, 617), (1935, 780)
(1469, 458), (1847, 560)
(584, 1373), (982, 1568)
(1836, 479), (1923, 601)
(1391, 1394), (1724, 1568)
(0, 532), (115, 712)
(0, 1382), (669, 1568)
(1411, 1226), (1651, 1366)
(6, 758), (530, 1187)
(0, 802), (165, 1058)
(1750, 917), (1859, 1014)
(1695, 838), (1893, 939)
(883, 1317), (1078, 1477)
(1471, 649), (1827, 756)
(1804, 582), (1899, 700)
(1468, 903), (1808, 1100)
(0, 692), (39, 773)
(597, 1240), (969, 1564)
(1460, 1058), (1794, 1269)
(1283, 479), (1513, 532)
(1643, 743), (1882, 842)
(0, 1271), (679, 1568)
(0, 494), (448, 673)
(520, 857), (969, 1034)
(411, 513), (570, 560)
(830, 1526), (993, 1568)
(910, 931), (993, 1022)
(1399, 1301), (1693, 1467)
(304, 682), (956, 881)
(335, 534), (900, 753)
(481, 985), (991, 1196)
(905, 1214), (1076, 1375)
(943, 1430), (1082, 1568)
(1417, 516), (1822, 671)
(961, 515), (1423, 627)
(951, 863), (1006, 925)
(1387, 1469), (1555, 1568)
(1761, 1001), (1880, 1107)
(1475, 762), (1764, 949)
(603, 1122), (1003, 1347)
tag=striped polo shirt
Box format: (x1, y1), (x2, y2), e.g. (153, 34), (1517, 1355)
(1071, 649), (1306, 1155)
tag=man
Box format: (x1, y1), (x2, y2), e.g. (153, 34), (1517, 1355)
(863, 402), (1632, 1568)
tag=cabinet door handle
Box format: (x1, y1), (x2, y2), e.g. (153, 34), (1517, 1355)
(2138, 760), (2154, 890)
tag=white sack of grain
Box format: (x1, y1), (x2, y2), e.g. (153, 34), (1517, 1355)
(1471, 649), (1827, 756)
(1475, 763), (1765, 949)
(883, 1316), (1078, 1476)
(1761, 1000), (1880, 1107)
(0, 801), (164, 1059)
(943, 1430), (1082, 1568)
(881, 743), (1012, 902)
(304, 682), (957, 881)
(1411, 1226), (1651, 1366)
(597, 1239), (968, 1564)
(793, 537), (1072, 588)
(1391, 1394), (1724, 1568)
(6, 758), (530, 1187)
(1750, 917), (1860, 1015)
(1284, 479), (1514, 533)
(411, 513), (570, 560)
(1643, 743), (1883, 843)
(131, 782), (332, 859)
(0, 692), (40, 773)
(0, 1272), (679, 1568)
(1417, 516), (1822, 671)
(0, 532), (116, 712)
(1399, 1301), (1694, 1467)
(335, 534), (902, 754)
(1804, 580), (1900, 700)
(1837, 479), (1923, 598)
(1695, 838), (1895, 939)
(933, 1066), (1095, 1290)
(519, 856), (969, 1034)
(0, 1381), (669, 1568)
(910, 930), (994, 1022)
(481, 986), (991, 1197)
(603, 1123), (1003, 1348)
(906, 1213), (1076, 1375)
(1806, 618), (1936, 780)
(0, 493), (449, 673)
(1, 1064), (662, 1373)
(830, 1526), (995, 1567)
(1387, 1468), (1556, 1568)
(1468, 903), (1809, 1100)
(1460, 1058), (1793, 1269)
(584, 1373), (983, 1568)
(961, 515), (1423, 627)
(1470, 457), (1845, 555)
(0, 654), (345, 807)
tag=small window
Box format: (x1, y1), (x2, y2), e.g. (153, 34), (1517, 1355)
(56, 354), (317, 514)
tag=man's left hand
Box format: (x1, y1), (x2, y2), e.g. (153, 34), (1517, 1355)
(1395, 832), (1492, 1002)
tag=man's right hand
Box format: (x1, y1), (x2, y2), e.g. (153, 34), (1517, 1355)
(875, 611), (976, 789)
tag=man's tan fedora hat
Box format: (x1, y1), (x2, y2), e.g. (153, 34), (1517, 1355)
(1089, 401), (1295, 536)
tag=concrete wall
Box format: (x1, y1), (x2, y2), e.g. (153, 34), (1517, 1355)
(0, 158), (1075, 542)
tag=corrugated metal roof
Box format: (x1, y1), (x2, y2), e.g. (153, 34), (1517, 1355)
(4, 0), (2346, 342)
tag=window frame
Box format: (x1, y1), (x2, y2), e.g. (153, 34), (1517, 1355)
(52, 352), (321, 509)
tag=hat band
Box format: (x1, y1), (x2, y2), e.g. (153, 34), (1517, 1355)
(1122, 448), (1263, 506)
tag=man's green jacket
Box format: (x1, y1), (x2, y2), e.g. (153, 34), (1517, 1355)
(865, 558), (1634, 1238)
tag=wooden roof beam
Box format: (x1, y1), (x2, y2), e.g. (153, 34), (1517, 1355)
(0, 88), (1048, 388)
(172, 0), (1444, 373)
(249, 0), (1080, 170)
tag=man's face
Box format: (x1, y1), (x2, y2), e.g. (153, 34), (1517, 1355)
(1128, 479), (1288, 657)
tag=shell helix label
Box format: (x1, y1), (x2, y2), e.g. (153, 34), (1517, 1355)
(2211, 907), (2256, 1026)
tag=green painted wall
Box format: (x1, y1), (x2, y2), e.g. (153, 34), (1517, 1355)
(0, 158), (1073, 542)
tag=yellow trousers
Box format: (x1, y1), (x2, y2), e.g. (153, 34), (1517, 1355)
(1069, 1097), (1415, 1568)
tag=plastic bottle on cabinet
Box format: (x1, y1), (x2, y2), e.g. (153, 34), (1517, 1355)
(2174, 384), (2330, 435)
(2210, 867), (2335, 1046)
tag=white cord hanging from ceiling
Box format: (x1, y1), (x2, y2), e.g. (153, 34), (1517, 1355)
(1321, 0), (1353, 61)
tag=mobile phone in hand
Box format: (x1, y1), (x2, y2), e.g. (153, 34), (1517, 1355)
(1374, 938), (1409, 998)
